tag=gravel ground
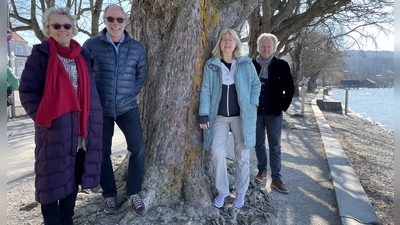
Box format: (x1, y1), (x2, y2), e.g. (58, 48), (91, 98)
(321, 110), (394, 225)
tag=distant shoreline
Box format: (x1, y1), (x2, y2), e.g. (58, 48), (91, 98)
(324, 87), (393, 132)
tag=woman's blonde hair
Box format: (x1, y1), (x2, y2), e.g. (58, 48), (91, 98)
(42, 7), (78, 38)
(211, 29), (244, 59)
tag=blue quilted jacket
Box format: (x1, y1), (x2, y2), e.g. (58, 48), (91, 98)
(82, 28), (147, 117)
(19, 40), (103, 204)
(199, 56), (261, 150)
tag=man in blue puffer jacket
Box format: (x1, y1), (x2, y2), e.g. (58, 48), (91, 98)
(82, 4), (147, 215)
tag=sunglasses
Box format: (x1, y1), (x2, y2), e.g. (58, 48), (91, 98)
(49, 23), (72, 30)
(106, 16), (125, 23)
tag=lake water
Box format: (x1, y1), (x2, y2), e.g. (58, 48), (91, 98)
(327, 88), (394, 131)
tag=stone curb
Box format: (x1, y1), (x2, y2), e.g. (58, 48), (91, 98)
(312, 89), (381, 225)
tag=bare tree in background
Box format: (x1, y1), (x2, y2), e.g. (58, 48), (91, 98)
(247, 0), (393, 57)
(291, 28), (345, 92)
(8, 0), (108, 40)
(246, 0), (393, 93)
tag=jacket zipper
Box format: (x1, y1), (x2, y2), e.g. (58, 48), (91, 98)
(112, 48), (118, 119)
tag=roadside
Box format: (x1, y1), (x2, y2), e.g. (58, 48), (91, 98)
(322, 109), (394, 225)
(319, 87), (394, 224)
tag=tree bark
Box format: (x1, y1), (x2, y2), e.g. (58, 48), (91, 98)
(90, 0), (103, 36)
(247, 6), (262, 59)
(126, 0), (262, 209)
(289, 45), (301, 97)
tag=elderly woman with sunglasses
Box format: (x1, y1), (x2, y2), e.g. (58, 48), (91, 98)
(19, 6), (103, 225)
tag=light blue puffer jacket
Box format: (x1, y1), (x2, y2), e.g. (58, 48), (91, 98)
(199, 56), (261, 150)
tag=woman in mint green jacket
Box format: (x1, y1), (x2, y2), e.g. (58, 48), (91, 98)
(199, 29), (261, 209)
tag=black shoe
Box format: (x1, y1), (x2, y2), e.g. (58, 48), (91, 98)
(128, 194), (146, 215)
(104, 197), (117, 213)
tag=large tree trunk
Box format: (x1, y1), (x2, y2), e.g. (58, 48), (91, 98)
(122, 0), (262, 212)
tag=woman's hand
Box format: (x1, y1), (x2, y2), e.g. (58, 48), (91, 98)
(199, 122), (209, 130)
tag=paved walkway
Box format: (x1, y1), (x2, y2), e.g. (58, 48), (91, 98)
(7, 90), (379, 224)
(246, 91), (341, 224)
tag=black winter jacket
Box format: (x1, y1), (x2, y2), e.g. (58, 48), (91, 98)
(252, 57), (294, 116)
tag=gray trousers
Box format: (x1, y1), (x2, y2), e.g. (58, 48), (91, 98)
(211, 115), (250, 194)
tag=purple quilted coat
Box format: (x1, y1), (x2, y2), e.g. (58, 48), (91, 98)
(19, 40), (103, 204)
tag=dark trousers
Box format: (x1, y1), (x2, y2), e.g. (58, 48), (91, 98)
(254, 113), (283, 181)
(100, 108), (146, 197)
(41, 190), (78, 225)
(40, 149), (84, 225)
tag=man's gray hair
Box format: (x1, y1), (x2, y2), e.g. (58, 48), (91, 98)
(103, 4), (127, 19)
(256, 33), (279, 53)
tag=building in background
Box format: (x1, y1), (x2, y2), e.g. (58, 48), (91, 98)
(9, 32), (31, 78)
(340, 79), (379, 88)
(340, 79), (360, 88)
(360, 79), (378, 88)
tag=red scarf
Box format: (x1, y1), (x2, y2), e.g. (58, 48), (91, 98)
(36, 37), (90, 137)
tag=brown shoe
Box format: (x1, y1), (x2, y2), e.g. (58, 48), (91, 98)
(255, 169), (267, 182)
(270, 180), (289, 194)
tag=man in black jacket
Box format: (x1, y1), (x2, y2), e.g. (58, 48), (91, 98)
(252, 33), (294, 194)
